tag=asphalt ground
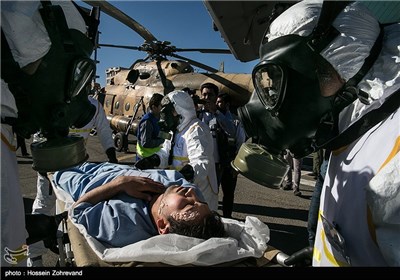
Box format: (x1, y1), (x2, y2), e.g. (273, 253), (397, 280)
(17, 134), (317, 267)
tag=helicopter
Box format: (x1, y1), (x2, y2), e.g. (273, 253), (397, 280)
(82, 1), (257, 152)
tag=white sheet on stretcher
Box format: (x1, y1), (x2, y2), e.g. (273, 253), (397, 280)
(53, 184), (270, 266)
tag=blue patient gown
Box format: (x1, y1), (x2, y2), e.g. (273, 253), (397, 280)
(53, 162), (202, 248)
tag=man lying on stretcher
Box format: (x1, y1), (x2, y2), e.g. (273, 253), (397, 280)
(53, 162), (225, 248)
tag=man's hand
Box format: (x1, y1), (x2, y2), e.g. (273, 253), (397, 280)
(134, 154), (160, 170)
(119, 176), (165, 201)
(179, 164), (194, 182)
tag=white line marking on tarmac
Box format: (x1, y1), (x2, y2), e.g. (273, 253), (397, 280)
(301, 178), (316, 187)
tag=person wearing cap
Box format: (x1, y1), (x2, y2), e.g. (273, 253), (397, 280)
(240, 0), (399, 266)
(134, 90), (219, 212)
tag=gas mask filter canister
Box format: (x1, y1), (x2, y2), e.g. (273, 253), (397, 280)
(231, 143), (290, 189)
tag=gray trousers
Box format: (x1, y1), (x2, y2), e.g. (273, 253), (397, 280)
(284, 150), (303, 191)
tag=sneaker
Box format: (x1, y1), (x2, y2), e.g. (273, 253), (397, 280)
(293, 190), (302, 196)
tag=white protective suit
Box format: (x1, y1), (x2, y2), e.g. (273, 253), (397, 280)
(1, 1), (86, 266)
(267, 0), (399, 266)
(32, 96), (115, 216)
(156, 91), (219, 211)
(29, 96), (115, 265)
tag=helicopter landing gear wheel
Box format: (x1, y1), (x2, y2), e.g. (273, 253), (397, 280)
(114, 132), (128, 152)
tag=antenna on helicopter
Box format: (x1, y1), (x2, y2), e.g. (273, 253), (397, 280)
(219, 61), (225, 73)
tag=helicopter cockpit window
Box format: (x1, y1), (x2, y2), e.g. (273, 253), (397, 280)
(127, 69), (139, 84)
(115, 101), (120, 110)
(125, 103), (130, 111)
(139, 72), (151, 80)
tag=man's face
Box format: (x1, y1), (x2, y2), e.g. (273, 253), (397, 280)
(152, 103), (163, 118)
(201, 88), (217, 112)
(216, 97), (228, 112)
(158, 185), (210, 223)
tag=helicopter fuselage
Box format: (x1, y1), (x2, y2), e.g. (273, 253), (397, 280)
(102, 59), (254, 149)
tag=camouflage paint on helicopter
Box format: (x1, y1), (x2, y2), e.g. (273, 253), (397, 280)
(102, 59), (254, 151)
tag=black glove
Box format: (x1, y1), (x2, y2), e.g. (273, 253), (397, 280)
(284, 246), (313, 267)
(180, 164), (194, 182)
(106, 147), (118, 164)
(134, 154), (160, 170)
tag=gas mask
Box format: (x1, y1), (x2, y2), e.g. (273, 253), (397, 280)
(241, 34), (336, 158)
(233, 1), (383, 188)
(2, 2), (99, 172)
(158, 95), (180, 139)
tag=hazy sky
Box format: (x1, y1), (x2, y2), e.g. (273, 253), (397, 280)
(79, 0), (259, 87)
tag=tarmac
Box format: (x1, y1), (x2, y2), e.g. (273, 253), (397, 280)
(17, 134), (317, 267)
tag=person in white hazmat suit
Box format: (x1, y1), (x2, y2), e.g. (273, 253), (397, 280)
(1, 1), (99, 266)
(236, 0), (399, 266)
(28, 95), (117, 266)
(134, 90), (219, 212)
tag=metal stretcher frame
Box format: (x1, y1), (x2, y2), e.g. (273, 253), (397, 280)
(50, 174), (287, 267)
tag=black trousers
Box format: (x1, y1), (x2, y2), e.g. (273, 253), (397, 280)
(16, 134), (28, 155)
(216, 163), (238, 218)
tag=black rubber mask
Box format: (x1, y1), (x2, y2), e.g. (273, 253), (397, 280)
(2, 3), (97, 172)
(7, 4), (96, 140)
(158, 96), (180, 133)
(239, 35), (335, 158)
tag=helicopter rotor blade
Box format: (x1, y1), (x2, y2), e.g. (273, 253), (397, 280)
(82, 0), (157, 42)
(169, 53), (220, 73)
(84, 1), (228, 75)
(173, 48), (231, 54)
(98, 43), (141, 51)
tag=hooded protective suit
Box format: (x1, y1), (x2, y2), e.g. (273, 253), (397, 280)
(156, 91), (219, 211)
(260, 0), (399, 266)
(28, 95), (117, 265)
(1, 1), (88, 266)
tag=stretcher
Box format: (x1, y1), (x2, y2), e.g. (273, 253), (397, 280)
(49, 173), (290, 267)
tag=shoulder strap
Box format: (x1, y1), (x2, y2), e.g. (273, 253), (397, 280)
(324, 89), (400, 151)
(308, 1), (352, 52)
(71, 0), (100, 44)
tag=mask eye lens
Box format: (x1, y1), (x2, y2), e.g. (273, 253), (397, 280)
(254, 64), (284, 110)
(68, 58), (96, 99)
